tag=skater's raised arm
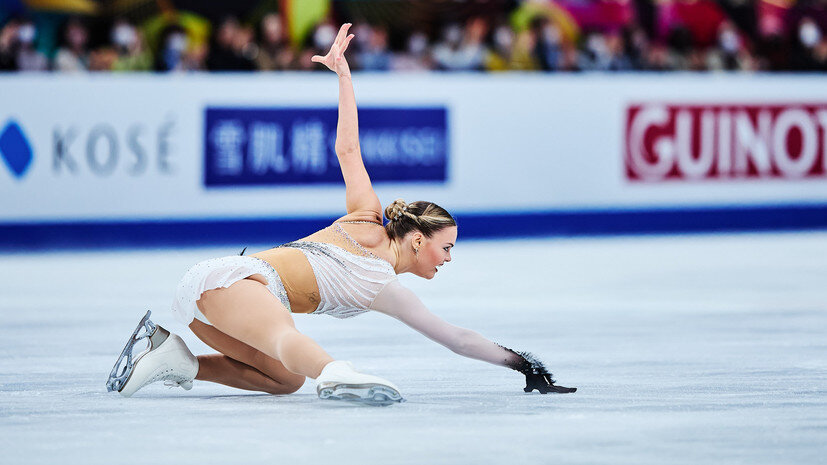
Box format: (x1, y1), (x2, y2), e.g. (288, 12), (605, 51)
(312, 23), (381, 220)
(370, 280), (576, 394)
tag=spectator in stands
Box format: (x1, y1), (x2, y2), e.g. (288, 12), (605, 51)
(706, 20), (756, 71)
(485, 22), (516, 71)
(54, 18), (90, 72)
(256, 13), (294, 71)
(236, 25), (259, 67)
(432, 19), (487, 71)
(391, 30), (432, 71)
(357, 25), (392, 71)
(111, 18), (151, 72)
(623, 24), (650, 69)
(207, 16), (255, 71)
(644, 42), (672, 71)
(814, 35), (827, 70)
(605, 31), (634, 71)
(509, 25), (540, 71)
(665, 25), (695, 70)
(0, 18), (19, 71)
(0, 1), (824, 75)
(792, 16), (825, 70)
(530, 16), (562, 71)
(559, 43), (582, 72)
(16, 18), (47, 71)
(155, 24), (188, 71)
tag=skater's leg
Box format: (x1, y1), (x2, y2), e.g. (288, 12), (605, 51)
(189, 318), (305, 394)
(196, 278), (334, 379)
(196, 354), (303, 394)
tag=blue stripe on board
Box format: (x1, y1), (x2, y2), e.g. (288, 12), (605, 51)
(1, 204), (826, 250)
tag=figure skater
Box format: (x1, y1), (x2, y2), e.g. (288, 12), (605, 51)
(106, 23), (575, 406)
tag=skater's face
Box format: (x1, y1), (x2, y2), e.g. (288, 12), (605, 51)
(410, 226), (457, 280)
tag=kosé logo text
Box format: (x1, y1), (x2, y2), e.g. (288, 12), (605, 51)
(625, 103), (827, 181)
(0, 119), (34, 179)
(53, 119), (176, 176)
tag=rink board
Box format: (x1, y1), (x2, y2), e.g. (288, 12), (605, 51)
(1, 74), (826, 248)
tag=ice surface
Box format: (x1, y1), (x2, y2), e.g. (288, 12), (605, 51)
(1, 232), (825, 464)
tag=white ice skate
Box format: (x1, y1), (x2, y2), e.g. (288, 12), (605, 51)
(106, 311), (199, 397)
(316, 361), (404, 406)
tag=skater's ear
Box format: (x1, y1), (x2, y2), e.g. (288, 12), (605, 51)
(410, 231), (424, 250)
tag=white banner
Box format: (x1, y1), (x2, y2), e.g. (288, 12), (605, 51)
(2, 73), (827, 223)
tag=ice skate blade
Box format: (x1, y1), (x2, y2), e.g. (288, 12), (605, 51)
(106, 310), (159, 393)
(317, 383), (405, 406)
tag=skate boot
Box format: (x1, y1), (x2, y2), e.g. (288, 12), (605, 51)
(106, 311), (199, 397)
(316, 361), (404, 406)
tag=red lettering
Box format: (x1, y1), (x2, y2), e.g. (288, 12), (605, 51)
(625, 104), (827, 182)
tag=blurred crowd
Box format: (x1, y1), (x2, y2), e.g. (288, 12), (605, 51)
(2, 0), (827, 73)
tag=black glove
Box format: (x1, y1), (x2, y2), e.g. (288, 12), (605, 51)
(502, 346), (577, 394)
(523, 371), (577, 394)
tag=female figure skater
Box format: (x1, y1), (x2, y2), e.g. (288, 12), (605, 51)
(106, 24), (575, 405)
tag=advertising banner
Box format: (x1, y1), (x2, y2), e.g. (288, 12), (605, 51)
(1, 74), (826, 246)
(625, 103), (827, 182)
(204, 107), (447, 187)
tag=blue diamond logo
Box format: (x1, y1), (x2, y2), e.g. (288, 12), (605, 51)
(0, 120), (34, 179)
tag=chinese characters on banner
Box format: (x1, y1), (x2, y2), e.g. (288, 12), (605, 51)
(204, 107), (448, 186)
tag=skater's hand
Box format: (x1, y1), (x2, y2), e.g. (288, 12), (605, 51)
(311, 23), (355, 77)
(523, 372), (577, 394)
(504, 348), (577, 394)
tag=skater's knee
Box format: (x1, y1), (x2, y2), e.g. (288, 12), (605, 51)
(273, 328), (303, 351)
(262, 374), (305, 395)
(282, 374), (306, 394)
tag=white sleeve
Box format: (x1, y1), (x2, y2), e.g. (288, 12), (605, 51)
(370, 279), (522, 368)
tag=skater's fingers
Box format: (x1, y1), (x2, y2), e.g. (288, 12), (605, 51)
(334, 23), (351, 46)
(340, 34), (355, 53)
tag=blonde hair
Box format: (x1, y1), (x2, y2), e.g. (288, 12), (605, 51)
(384, 199), (456, 240)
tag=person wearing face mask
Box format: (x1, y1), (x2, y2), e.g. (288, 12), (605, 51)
(154, 24), (190, 72)
(433, 20), (487, 71)
(391, 30), (432, 71)
(707, 20), (749, 71)
(15, 19), (47, 72)
(106, 24), (576, 406)
(792, 17), (824, 71)
(531, 16), (562, 72)
(111, 18), (151, 72)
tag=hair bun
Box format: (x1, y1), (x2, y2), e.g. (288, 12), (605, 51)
(384, 199), (409, 222)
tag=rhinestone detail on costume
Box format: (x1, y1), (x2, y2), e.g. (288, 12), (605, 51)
(279, 223), (396, 319)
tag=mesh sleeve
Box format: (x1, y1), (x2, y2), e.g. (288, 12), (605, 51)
(370, 280), (522, 367)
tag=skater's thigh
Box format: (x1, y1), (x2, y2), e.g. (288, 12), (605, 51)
(196, 278), (296, 351)
(188, 318), (302, 383)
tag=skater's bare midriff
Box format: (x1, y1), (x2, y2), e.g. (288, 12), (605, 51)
(251, 218), (396, 315)
(251, 247), (319, 314)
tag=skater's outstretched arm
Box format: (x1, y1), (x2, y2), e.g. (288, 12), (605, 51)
(312, 23), (382, 221)
(370, 280), (576, 394)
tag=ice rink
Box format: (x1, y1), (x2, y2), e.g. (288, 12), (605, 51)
(1, 232), (825, 464)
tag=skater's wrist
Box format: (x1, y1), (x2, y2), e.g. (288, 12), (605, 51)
(497, 344), (550, 376)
